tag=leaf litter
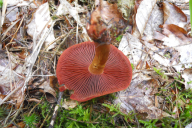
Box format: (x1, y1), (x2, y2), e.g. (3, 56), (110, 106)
(117, 0), (192, 121)
(0, 0), (192, 127)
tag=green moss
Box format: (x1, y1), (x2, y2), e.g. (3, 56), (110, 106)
(189, 0), (192, 36)
(0, 0), (3, 8)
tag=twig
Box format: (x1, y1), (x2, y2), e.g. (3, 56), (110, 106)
(10, 16), (24, 42)
(43, 32), (66, 51)
(174, 79), (185, 85)
(75, 0), (79, 44)
(4, 105), (13, 125)
(1, 19), (20, 41)
(175, 83), (181, 128)
(49, 91), (64, 128)
(51, 28), (74, 60)
(28, 100), (42, 116)
(5, 46), (15, 91)
(40, 104), (54, 128)
(3, 101), (24, 127)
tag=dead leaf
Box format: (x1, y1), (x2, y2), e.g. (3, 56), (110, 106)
(162, 1), (187, 28)
(143, 4), (163, 41)
(49, 76), (58, 89)
(161, 24), (191, 47)
(27, 2), (56, 50)
(8, 80), (25, 109)
(118, 33), (143, 67)
(17, 122), (26, 128)
(115, 74), (170, 119)
(135, 0), (157, 37)
(6, 6), (19, 22)
(186, 122), (192, 128)
(62, 99), (78, 110)
(56, 0), (86, 27)
(28, 78), (57, 103)
(44, 82), (57, 103)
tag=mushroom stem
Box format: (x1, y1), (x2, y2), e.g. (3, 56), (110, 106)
(88, 42), (110, 75)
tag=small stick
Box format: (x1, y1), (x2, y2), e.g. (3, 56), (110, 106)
(49, 91), (64, 128)
(10, 16), (24, 42)
(40, 104), (54, 128)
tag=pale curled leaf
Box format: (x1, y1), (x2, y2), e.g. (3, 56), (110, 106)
(136, 0), (157, 36)
(1, 0), (7, 27)
(62, 99), (78, 110)
(27, 2), (56, 50)
(159, 24), (192, 72)
(186, 122), (192, 128)
(118, 33), (143, 66)
(143, 4), (163, 41)
(29, 79), (57, 103)
(6, 6), (18, 22)
(43, 81), (57, 103)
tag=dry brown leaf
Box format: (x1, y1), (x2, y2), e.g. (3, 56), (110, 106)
(156, 24), (192, 72)
(0, 94), (6, 102)
(162, 1), (187, 28)
(161, 24), (191, 46)
(17, 122), (26, 128)
(8, 80), (25, 109)
(49, 76), (58, 89)
(172, 99), (185, 119)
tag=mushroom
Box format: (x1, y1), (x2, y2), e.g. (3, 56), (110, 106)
(56, 41), (132, 102)
(56, 1), (132, 102)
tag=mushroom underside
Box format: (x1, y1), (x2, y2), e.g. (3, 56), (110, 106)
(56, 41), (132, 102)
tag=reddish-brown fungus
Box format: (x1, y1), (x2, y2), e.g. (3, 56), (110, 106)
(56, 41), (132, 102)
(56, 0), (132, 102)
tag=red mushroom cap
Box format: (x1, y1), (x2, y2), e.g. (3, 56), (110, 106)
(56, 41), (132, 102)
